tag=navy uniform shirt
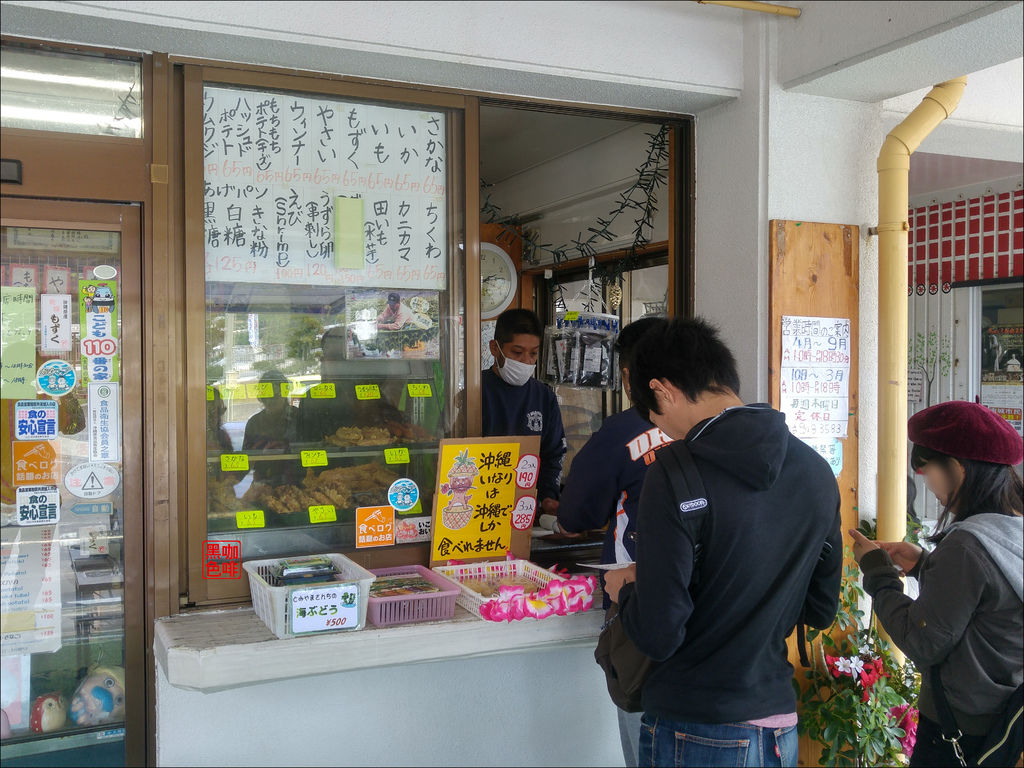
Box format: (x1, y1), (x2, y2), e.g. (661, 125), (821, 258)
(480, 368), (566, 502)
(557, 408), (671, 566)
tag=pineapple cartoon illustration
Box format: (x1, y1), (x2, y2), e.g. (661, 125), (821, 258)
(440, 449), (479, 530)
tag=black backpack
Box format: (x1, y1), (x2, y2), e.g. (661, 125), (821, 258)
(594, 442), (709, 712)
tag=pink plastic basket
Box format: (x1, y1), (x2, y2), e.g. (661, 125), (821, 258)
(366, 565), (461, 627)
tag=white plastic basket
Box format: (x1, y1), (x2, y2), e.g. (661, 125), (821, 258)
(432, 559), (566, 619)
(243, 553), (375, 639)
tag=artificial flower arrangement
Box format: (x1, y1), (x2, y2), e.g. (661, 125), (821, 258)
(797, 549), (921, 767)
(478, 574), (596, 622)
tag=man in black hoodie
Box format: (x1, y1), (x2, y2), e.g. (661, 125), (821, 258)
(604, 317), (842, 768)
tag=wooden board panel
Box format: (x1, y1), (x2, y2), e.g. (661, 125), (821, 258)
(768, 220), (859, 766)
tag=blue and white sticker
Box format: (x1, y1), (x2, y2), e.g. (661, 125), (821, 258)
(14, 400), (57, 440)
(16, 485), (60, 526)
(387, 478), (419, 513)
(37, 359), (77, 397)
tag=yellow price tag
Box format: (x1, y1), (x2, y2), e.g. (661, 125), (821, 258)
(310, 383), (336, 399)
(308, 505), (337, 524)
(281, 381), (306, 398)
(564, 311), (580, 322)
(236, 510), (265, 529)
(301, 450), (328, 468)
(355, 384), (381, 400)
(206, 386), (215, 401)
(384, 447), (410, 464)
(407, 383), (432, 398)
(220, 454), (250, 472)
(245, 383), (261, 399)
(256, 382), (275, 398)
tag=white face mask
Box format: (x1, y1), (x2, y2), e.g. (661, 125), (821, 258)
(497, 353), (536, 387)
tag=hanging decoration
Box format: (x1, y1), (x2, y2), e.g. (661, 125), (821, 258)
(481, 124), (670, 312)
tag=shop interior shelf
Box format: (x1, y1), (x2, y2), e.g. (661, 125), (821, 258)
(206, 442), (440, 462)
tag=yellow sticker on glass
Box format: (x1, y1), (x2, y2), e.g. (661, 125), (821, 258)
(236, 510), (265, 529)
(301, 450), (328, 468)
(407, 383), (432, 398)
(355, 384), (381, 400)
(245, 383), (261, 400)
(310, 383), (336, 399)
(282, 381), (306, 398)
(256, 382), (275, 398)
(220, 454), (250, 472)
(206, 386), (215, 401)
(564, 311), (580, 322)
(308, 505), (337, 524)
(384, 447), (410, 464)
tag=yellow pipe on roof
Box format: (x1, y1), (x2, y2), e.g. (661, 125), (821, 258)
(696, 0), (801, 18)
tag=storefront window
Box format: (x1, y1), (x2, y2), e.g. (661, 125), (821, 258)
(200, 83), (463, 561)
(1, 46), (142, 138)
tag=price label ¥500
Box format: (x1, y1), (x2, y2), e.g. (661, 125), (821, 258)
(407, 383), (432, 398)
(354, 384), (381, 400)
(220, 454), (250, 472)
(290, 584), (360, 634)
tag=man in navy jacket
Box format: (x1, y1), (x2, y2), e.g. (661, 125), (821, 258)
(556, 316), (669, 767)
(604, 317), (842, 768)
(481, 309), (566, 515)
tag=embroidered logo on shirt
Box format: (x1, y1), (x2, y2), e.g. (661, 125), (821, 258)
(527, 410), (543, 432)
(679, 498), (708, 513)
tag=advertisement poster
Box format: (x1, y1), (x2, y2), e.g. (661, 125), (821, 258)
(429, 436), (539, 566)
(981, 324), (1023, 437)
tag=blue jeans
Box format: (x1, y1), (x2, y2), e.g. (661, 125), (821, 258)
(639, 715), (798, 767)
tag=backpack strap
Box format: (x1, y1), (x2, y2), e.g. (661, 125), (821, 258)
(931, 665), (969, 767)
(659, 442), (710, 588)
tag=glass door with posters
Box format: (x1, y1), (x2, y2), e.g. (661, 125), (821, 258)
(981, 285), (1024, 444)
(0, 201), (142, 767)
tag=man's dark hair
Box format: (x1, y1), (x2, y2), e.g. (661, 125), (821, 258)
(494, 308), (543, 345)
(628, 317), (740, 419)
(615, 316), (667, 371)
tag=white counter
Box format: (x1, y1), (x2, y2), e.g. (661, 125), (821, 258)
(154, 605), (624, 766)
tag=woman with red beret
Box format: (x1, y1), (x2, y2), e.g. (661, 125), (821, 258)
(850, 401), (1023, 767)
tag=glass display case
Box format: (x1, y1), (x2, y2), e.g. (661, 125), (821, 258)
(1, 213), (140, 766)
(191, 78), (466, 595)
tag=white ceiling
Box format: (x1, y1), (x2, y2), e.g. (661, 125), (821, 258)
(479, 106), (638, 184)
(909, 152), (1021, 197)
(883, 58), (1023, 127)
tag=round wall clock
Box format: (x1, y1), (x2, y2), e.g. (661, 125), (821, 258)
(480, 241), (517, 320)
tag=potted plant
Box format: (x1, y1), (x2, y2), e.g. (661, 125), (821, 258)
(796, 550), (921, 767)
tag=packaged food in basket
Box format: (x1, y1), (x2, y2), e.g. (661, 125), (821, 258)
(460, 576), (542, 597)
(440, 449), (479, 530)
(369, 574), (442, 597)
(270, 555), (337, 586)
(477, 574), (597, 622)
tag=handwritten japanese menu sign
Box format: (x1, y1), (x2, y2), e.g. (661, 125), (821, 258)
(780, 316), (851, 440)
(203, 86), (447, 290)
(430, 436), (539, 565)
(1, 287), (36, 400)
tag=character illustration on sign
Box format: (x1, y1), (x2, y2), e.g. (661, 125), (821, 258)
(69, 666), (125, 726)
(440, 449), (478, 530)
(84, 283), (115, 314)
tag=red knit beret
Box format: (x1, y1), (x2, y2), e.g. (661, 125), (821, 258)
(909, 400), (1023, 466)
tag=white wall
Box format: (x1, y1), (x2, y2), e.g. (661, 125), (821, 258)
(156, 645), (622, 767)
(0, 0), (742, 113)
(695, 13), (883, 521)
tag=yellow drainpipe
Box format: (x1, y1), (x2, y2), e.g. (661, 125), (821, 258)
(876, 77), (966, 547)
(695, 1), (801, 18)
